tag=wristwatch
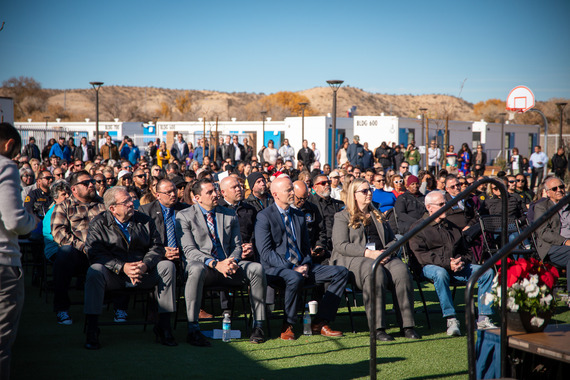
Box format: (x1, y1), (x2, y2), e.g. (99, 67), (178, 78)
(211, 260), (218, 269)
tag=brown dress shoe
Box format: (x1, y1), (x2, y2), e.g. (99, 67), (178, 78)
(199, 309), (213, 319)
(311, 322), (343, 337)
(280, 324), (296, 340)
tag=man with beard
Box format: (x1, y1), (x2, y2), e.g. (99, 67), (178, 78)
(245, 172), (273, 213)
(50, 171), (107, 325)
(293, 181), (326, 264)
(309, 174), (344, 260)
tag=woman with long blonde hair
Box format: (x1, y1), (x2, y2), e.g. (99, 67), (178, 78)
(331, 178), (420, 341)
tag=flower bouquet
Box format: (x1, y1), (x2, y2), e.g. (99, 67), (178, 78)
(484, 256), (559, 332)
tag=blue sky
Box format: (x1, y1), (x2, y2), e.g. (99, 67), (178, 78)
(1, 0), (568, 104)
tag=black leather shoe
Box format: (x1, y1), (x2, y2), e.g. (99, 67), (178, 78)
(376, 329), (395, 341)
(401, 328), (422, 340)
(186, 330), (211, 347)
(85, 328), (101, 350)
(250, 326), (265, 344)
(154, 325), (178, 346)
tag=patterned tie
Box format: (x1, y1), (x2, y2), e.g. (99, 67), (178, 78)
(206, 211), (220, 259)
(283, 212), (300, 265)
(165, 208), (177, 248)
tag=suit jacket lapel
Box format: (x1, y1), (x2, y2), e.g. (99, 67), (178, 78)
(291, 211), (303, 253)
(372, 216), (386, 247)
(192, 204), (213, 253)
(215, 206), (227, 257)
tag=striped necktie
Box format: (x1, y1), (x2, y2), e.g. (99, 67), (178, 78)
(283, 212), (300, 265)
(206, 211), (221, 259)
(165, 208), (177, 248)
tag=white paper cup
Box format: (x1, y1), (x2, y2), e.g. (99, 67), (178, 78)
(308, 300), (318, 315)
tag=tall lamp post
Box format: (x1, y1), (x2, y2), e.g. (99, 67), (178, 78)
(260, 110), (267, 148)
(44, 116), (50, 145)
(556, 102), (567, 148)
(419, 108), (428, 170)
(298, 102), (308, 143)
(498, 112), (507, 160)
(89, 81), (104, 155)
(327, 80), (344, 168)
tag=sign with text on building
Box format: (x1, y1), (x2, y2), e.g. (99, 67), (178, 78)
(353, 116), (399, 146)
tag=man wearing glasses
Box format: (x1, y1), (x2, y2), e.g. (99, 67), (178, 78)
(398, 162), (410, 176)
(50, 171), (106, 326)
(292, 180), (326, 264)
(409, 191), (496, 336)
(132, 168), (148, 193)
(534, 177), (570, 295)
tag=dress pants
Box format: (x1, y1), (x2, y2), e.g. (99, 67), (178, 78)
(547, 245), (570, 292)
(84, 261), (176, 315)
(0, 265), (24, 380)
(530, 167), (544, 190)
(266, 264), (349, 325)
(185, 260), (266, 323)
(53, 245), (89, 312)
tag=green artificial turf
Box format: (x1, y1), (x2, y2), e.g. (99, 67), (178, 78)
(11, 272), (569, 380)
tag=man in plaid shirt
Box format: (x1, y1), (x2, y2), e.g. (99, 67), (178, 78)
(51, 170), (105, 325)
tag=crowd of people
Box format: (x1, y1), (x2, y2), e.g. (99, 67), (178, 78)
(2, 122), (569, 377)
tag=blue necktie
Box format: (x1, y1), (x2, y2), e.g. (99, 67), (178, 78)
(283, 212), (301, 265)
(165, 208), (177, 248)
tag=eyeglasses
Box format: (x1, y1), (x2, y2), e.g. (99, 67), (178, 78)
(508, 180), (516, 184)
(122, 166), (132, 170)
(95, 180), (104, 184)
(314, 180), (331, 186)
(394, 179), (403, 184)
(42, 176), (55, 181)
(447, 184), (460, 189)
(121, 176), (132, 181)
(106, 177), (115, 182)
(22, 174), (32, 178)
(429, 202), (446, 207)
(516, 179), (525, 183)
(134, 174), (147, 178)
(400, 166), (409, 169)
(295, 195), (308, 201)
(356, 188), (372, 195)
(375, 179), (385, 182)
(116, 198), (134, 206)
(76, 179), (95, 187)
(54, 172), (63, 177)
(548, 185), (565, 192)
(158, 190), (176, 196)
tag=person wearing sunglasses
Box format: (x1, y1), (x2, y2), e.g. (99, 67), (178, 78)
(393, 175), (426, 234)
(391, 174), (405, 198)
(534, 177), (570, 296)
(514, 173), (533, 206)
(310, 174), (344, 258)
(409, 191), (496, 336)
(332, 178), (420, 341)
(371, 173), (396, 213)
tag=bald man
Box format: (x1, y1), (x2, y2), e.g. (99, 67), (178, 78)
(255, 177), (348, 340)
(292, 180), (327, 263)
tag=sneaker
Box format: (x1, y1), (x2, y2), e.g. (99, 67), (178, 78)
(114, 309), (128, 323)
(477, 316), (497, 330)
(57, 311), (73, 325)
(446, 318), (461, 336)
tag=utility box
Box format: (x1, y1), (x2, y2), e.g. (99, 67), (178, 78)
(0, 97), (15, 125)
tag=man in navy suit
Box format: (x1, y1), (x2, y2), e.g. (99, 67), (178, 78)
(255, 176), (348, 340)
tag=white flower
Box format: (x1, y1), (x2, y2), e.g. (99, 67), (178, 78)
(511, 282), (523, 291)
(525, 283), (540, 298)
(483, 292), (496, 306)
(529, 274), (539, 285)
(521, 278), (530, 288)
(540, 285), (547, 293)
(530, 316), (544, 327)
(540, 294), (553, 306)
(507, 296), (519, 312)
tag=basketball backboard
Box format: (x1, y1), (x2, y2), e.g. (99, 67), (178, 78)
(506, 86), (535, 113)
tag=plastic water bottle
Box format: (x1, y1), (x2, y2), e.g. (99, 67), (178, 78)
(222, 312), (231, 342)
(303, 304), (312, 335)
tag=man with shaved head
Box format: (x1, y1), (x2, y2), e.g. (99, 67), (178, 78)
(292, 180), (326, 263)
(255, 176), (348, 340)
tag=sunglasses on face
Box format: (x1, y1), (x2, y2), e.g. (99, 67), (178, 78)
(508, 180), (516, 184)
(315, 180), (331, 186)
(447, 184), (460, 189)
(548, 185), (565, 192)
(42, 176), (55, 181)
(76, 179), (95, 187)
(394, 179), (403, 184)
(54, 172), (63, 177)
(516, 179), (525, 182)
(134, 174), (147, 178)
(95, 180), (104, 184)
(400, 166), (409, 169)
(356, 188), (372, 195)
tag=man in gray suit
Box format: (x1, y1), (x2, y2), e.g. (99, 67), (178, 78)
(176, 178), (267, 345)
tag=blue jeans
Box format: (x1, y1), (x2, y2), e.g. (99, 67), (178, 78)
(409, 164), (419, 176)
(422, 263), (494, 318)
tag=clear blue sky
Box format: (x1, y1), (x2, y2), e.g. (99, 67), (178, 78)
(1, 0), (568, 104)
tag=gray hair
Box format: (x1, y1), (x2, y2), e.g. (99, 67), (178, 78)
(103, 185), (128, 209)
(20, 167), (34, 179)
(425, 190), (444, 205)
(49, 179), (71, 199)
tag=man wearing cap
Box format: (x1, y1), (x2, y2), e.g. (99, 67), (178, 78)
(346, 135), (364, 168)
(245, 172), (274, 213)
(49, 137), (72, 161)
(329, 170), (343, 201)
(393, 175), (426, 234)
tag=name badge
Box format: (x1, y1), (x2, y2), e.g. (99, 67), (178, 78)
(366, 243), (376, 251)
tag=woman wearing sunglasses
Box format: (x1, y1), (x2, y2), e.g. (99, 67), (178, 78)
(332, 178), (420, 341)
(390, 174), (405, 198)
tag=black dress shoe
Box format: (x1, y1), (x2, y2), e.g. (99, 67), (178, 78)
(186, 330), (211, 347)
(375, 329), (395, 342)
(85, 328), (101, 350)
(401, 328), (422, 340)
(154, 325), (178, 346)
(249, 326), (265, 344)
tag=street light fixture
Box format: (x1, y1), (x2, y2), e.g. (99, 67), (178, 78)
(419, 108), (428, 170)
(498, 112), (507, 160)
(260, 110), (268, 148)
(298, 102), (308, 143)
(89, 81), (104, 155)
(326, 80), (344, 168)
(44, 116), (50, 145)
(556, 102), (567, 148)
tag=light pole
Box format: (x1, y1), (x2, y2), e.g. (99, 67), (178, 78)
(327, 80), (344, 168)
(90, 81), (104, 155)
(44, 116), (50, 145)
(498, 112), (507, 160)
(260, 110), (267, 148)
(419, 108), (428, 170)
(556, 102), (567, 148)
(298, 102), (308, 143)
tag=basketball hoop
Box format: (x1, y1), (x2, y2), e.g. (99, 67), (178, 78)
(506, 86), (535, 113)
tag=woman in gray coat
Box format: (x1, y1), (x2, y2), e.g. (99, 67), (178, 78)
(332, 178), (420, 341)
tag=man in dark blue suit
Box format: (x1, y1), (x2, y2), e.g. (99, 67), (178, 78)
(255, 176), (348, 340)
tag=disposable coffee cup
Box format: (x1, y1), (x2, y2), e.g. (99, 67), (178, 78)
(308, 300), (318, 315)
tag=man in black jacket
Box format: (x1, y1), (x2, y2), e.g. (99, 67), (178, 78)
(393, 175), (426, 234)
(309, 174), (344, 258)
(225, 135), (246, 165)
(293, 180), (327, 264)
(245, 172), (273, 212)
(74, 137), (95, 162)
(84, 186), (176, 349)
(22, 136), (41, 160)
(297, 140), (315, 169)
(552, 147), (568, 181)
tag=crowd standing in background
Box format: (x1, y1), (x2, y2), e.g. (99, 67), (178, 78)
(1, 124), (569, 378)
